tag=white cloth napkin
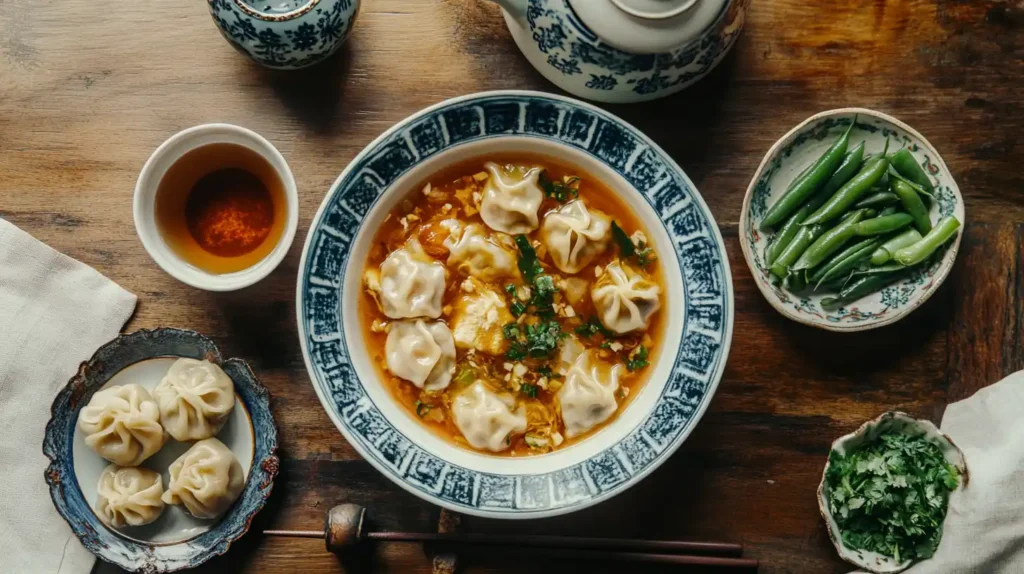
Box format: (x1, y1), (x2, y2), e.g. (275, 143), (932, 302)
(0, 219), (137, 574)
(852, 371), (1024, 573)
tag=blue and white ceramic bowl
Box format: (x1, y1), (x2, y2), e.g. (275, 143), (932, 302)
(207, 0), (359, 69)
(296, 91), (734, 518)
(43, 328), (279, 573)
(739, 108), (965, 332)
(496, 0), (748, 103)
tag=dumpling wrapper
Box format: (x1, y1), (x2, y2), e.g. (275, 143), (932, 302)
(153, 358), (235, 442)
(373, 238), (447, 319)
(541, 200), (611, 274)
(479, 162), (545, 235)
(385, 320), (456, 391)
(451, 381), (527, 452)
(591, 260), (662, 334)
(162, 437), (245, 520)
(444, 223), (518, 282)
(557, 350), (622, 438)
(77, 383), (166, 467)
(94, 465), (165, 528)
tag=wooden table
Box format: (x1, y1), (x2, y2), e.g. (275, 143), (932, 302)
(3, 0), (1023, 572)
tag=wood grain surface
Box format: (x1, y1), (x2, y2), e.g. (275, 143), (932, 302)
(3, 0), (1024, 572)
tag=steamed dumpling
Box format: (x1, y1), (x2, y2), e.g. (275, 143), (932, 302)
(540, 200), (611, 274)
(373, 238), (447, 319)
(591, 260), (662, 334)
(153, 358), (235, 442)
(78, 384), (166, 466)
(162, 438), (245, 519)
(94, 465), (165, 527)
(558, 350), (622, 438)
(479, 162), (544, 234)
(385, 320), (456, 391)
(444, 223), (518, 281)
(451, 381), (527, 452)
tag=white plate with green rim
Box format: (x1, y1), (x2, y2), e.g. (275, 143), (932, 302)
(739, 108), (965, 332)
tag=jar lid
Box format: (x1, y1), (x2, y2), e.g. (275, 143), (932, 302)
(568, 0), (728, 54)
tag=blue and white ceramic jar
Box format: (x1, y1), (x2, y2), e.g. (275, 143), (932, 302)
(495, 0), (747, 103)
(207, 0), (359, 70)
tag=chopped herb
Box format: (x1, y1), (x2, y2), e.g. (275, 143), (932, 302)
(539, 171), (580, 202)
(626, 346), (649, 371)
(824, 431), (960, 563)
(414, 401), (433, 418)
(515, 234), (544, 281)
(503, 323), (521, 341)
(574, 316), (613, 338)
(635, 242), (656, 270)
(510, 301), (526, 317)
(506, 345), (527, 361)
(520, 383), (539, 398)
(537, 365), (562, 379)
(600, 341), (612, 350)
(504, 283), (517, 297)
(505, 320), (565, 360)
(530, 274), (557, 318)
(611, 221), (636, 257)
(454, 366), (476, 386)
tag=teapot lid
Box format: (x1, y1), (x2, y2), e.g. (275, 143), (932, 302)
(568, 0), (728, 54)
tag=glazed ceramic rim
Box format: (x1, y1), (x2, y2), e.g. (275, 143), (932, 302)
(42, 328), (279, 573)
(296, 89), (734, 518)
(232, 0), (321, 21)
(133, 123), (299, 292)
(816, 411), (968, 573)
(738, 107), (965, 332)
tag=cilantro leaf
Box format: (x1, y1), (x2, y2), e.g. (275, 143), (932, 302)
(515, 234), (543, 282)
(539, 170), (580, 203)
(611, 221), (635, 257)
(574, 316), (613, 338)
(626, 346), (649, 371)
(520, 383), (539, 398)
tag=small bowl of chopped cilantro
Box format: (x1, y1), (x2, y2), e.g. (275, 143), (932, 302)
(818, 411), (967, 573)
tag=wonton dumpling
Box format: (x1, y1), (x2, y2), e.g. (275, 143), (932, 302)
(445, 223), (518, 281)
(451, 381), (527, 452)
(558, 350), (622, 438)
(78, 384), (166, 467)
(153, 358), (235, 442)
(591, 260), (662, 334)
(162, 438), (245, 520)
(94, 465), (165, 528)
(479, 162), (544, 235)
(385, 320), (456, 391)
(541, 200), (611, 274)
(376, 238), (447, 319)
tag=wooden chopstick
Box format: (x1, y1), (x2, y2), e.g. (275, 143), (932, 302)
(372, 531), (743, 557)
(442, 545), (759, 568)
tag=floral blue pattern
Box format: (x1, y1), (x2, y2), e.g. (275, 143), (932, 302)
(298, 92), (734, 517)
(518, 0), (746, 100)
(207, 0), (358, 69)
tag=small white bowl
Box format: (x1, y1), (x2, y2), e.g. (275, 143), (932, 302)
(739, 108), (965, 331)
(817, 411), (968, 573)
(133, 124), (298, 291)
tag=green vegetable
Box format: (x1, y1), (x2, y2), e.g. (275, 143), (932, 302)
(893, 217), (961, 266)
(520, 383), (539, 398)
(803, 141), (890, 226)
(765, 185), (834, 266)
(821, 268), (907, 308)
(808, 237), (880, 285)
(889, 148), (935, 193)
(870, 228), (923, 265)
(626, 346), (649, 371)
(854, 191), (900, 209)
(538, 171), (580, 202)
(536, 365), (562, 380)
(510, 301), (526, 317)
(414, 401), (432, 418)
(761, 119), (854, 228)
(635, 242), (656, 269)
(453, 366), (476, 386)
(854, 213), (914, 236)
(824, 430), (959, 563)
(819, 141), (866, 198)
(514, 235), (542, 281)
(574, 316), (612, 338)
(611, 221), (635, 257)
(892, 180), (932, 234)
(770, 224), (825, 279)
(505, 320), (566, 360)
(792, 209), (869, 271)
(889, 169), (933, 199)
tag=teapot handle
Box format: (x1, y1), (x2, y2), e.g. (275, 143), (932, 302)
(491, 0), (528, 26)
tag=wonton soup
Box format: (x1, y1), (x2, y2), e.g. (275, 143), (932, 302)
(360, 155), (665, 456)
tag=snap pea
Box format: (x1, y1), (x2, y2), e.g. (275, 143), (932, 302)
(770, 224), (825, 279)
(878, 206), (898, 217)
(854, 191), (899, 209)
(889, 148), (935, 193)
(764, 187), (833, 266)
(785, 272), (807, 291)
(815, 238), (883, 287)
(819, 142), (866, 197)
(803, 142), (890, 226)
(760, 120), (854, 229)
(821, 269), (909, 308)
(892, 179), (931, 234)
(808, 237), (879, 284)
(854, 212), (913, 236)
(851, 262), (907, 277)
(792, 209), (869, 270)
(870, 228), (923, 265)
(892, 217), (961, 266)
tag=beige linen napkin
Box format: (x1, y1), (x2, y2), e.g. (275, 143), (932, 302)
(853, 371), (1024, 573)
(0, 218), (137, 574)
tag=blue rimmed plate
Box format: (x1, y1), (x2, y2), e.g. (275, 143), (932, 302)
(43, 328), (278, 573)
(296, 90), (733, 518)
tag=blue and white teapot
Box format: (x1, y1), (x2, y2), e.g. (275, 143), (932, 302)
(494, 0), (747, 103)
(207, 0), (359, 70)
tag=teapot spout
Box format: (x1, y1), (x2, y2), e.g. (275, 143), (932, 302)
(491, 0), (528, 25)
